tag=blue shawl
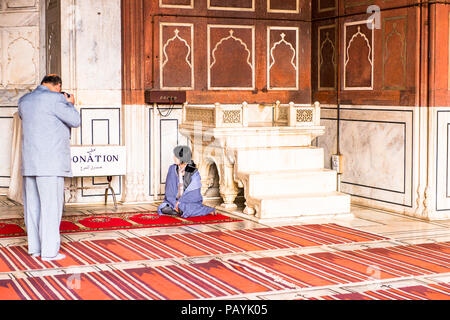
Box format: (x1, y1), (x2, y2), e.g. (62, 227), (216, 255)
(157, 164), (215, 218)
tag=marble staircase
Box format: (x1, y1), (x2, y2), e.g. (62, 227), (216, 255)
(234, 147), (351, 219)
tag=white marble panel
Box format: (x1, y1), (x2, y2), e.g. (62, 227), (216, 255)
(156, 108), (189, 196)
(77, 107), (121, 200)
(319, 106), (414, 209)
(341, 120), (405, 192)
(5, 0), (37, 10)
(0, 11), (38, 26)
(0, 107), (15, 189)
(0, 26), (39, 93)
(436, 109), (450, 211)
(318, 107), (337, 170)
(64, 0), (121, 106)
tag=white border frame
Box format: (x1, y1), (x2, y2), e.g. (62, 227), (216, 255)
(318, 24), (337, 91)
(159, 22), (194, 90)
(343, 19), (375, 91)
(207, 0), (255, 12)
(267, 0), (300, 14)
(267, 26), (299, 91)
(207, 24), (255, 91)
(159, 0), (194, 9)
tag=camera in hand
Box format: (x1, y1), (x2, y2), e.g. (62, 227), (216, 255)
(61, 91), (71, 98)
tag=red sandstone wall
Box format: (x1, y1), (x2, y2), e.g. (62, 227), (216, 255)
(123, 0), (312, 105)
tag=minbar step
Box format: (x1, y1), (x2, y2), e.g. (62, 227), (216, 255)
(238, 169), (338, 197)
(253, 191), (351, 219)
(235, 147), (324, 172)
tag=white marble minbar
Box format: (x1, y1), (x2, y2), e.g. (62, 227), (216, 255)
(180, 101), (351, 222)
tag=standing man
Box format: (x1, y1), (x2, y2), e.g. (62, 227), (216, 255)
(19, 75), (80, 261)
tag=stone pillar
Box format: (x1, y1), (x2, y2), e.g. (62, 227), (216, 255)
(58, 0), (123, 204)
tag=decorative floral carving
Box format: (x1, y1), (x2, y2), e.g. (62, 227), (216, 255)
(296, 109), (314, 123)
(223, 110), (241, 124)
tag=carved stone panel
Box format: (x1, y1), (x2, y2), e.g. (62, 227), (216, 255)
(208, 25), (255, 90)
(0, 27), (39, 90)
(318, 24), (336, 90)
(208, 0), (254, 11)
(159, 23), (194, 90)
(268, 0), (299, 13)
(159, 0), (193, 9)
(344, 20), (374, 90)
(383, 16), (407, 90)
(318, 0), (336, 12)
(267, 27), (298, 90)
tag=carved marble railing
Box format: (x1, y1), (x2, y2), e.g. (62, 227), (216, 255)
(182, 101), (321, 128)
(274, 101), (321, 127)
(182, 102), (249, 128)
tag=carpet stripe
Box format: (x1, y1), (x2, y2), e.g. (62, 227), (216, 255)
(281, 255), (354, 284)
(385, 246), (450, 267)
(82, 241), (125, 263)
(177, 232), (235, 255)
(143, 236), (189, 258)
(179, 263), (239, 296)
(360, 248), (450, 274)
(117, 237), (167, 260)
(193, 232), (247, 253)
(229, 230), (290, 250)
(89, 271), (135, 300)
(239, 257), (312, 288)
(320, 282), (450, 300)
(45, 275), (77, 300)
(287, 225), (349, 244)
(112, 269), (163, 300)
(288, 254), (369, 282)
(217, 259), (289, 292)
(277, 226), (338, 246)
(227, 259), (301, 290)
(328, 250), (420, 277)
(82, 272), (121, 300)
(11, 278), (33, 300)
(172, 233), (222, 256)
(239, 228), (304, 248)
(307, 224), (384, 242)
(159, 265), (213, 299)
(399, 244), (450, 261)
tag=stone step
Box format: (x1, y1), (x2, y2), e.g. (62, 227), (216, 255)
(252, 191), (351, 219)
(235, 147), (324, 172)
(238, 169), (338, 197)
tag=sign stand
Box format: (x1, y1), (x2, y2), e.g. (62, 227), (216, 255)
(67, 145), (126, 210)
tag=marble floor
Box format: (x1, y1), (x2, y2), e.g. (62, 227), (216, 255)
(1, 195), (450, 300)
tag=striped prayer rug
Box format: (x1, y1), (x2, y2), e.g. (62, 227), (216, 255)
(228, 242), (450, 288)
(0, 223), (386, 273)
(311, 282), (450, 300)
(1, 251), (450, 300)
(0, 259), (297, 300)
(0, 212), (241, 238)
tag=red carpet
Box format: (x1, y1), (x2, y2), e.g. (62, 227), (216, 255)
(311, 282), (450, 300)
(0, 211), (241, 238)
(1, 242), (450, 300)
(0, 223), (387, 273)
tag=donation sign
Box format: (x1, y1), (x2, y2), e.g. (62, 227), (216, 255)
(70, 145), (126, 177)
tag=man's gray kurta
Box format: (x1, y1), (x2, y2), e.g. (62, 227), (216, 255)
(18, 85), (80, 258)
(19, 85), (80, 177)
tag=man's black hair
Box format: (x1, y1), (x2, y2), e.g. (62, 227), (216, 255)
(41, 74), (62, 86)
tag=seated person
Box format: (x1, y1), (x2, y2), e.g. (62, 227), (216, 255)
(158, 145), (216, 218)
